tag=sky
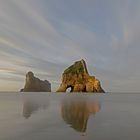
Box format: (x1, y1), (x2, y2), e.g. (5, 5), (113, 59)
(0, 0), (140, 92)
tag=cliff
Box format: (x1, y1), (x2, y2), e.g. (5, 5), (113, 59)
(57, 59), (104, 93)
(21, 72), (51, 92)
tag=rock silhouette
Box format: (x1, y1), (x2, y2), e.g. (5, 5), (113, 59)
(21, 71), (51, 92)
(57, 59), (104, 92)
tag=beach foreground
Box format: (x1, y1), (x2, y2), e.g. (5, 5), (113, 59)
(0, 92), (140, 140)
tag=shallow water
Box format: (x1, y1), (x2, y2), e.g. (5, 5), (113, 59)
(0, 92), (140, 140)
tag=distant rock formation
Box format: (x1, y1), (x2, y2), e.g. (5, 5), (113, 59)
(57, 59), (104, 93)
(21, 71), (51, 92)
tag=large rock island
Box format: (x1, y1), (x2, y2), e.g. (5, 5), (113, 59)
(57, 59), (104, 93)
(21, 72), (51, 92)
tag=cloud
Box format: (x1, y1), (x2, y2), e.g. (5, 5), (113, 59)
(0, 0), (86, 91)
(0, 0), (140, 92)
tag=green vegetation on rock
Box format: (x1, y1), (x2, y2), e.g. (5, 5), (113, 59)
(64, 61), (85, 74)
(57, 59), (105, 93)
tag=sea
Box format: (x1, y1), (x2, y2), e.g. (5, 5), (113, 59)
(0, 92), (140, 140)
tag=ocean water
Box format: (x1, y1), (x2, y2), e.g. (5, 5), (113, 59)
(0, 92), (140, 140)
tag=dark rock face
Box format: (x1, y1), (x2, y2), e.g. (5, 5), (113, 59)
(21, 72), (51, 92)
(57, 59), (105, 93)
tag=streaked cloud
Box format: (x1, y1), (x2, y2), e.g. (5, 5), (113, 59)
(0, 0), (140, 92)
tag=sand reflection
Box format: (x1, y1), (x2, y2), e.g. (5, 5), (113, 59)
(61, 96), (101, 133)
(22, 94), (49, 119)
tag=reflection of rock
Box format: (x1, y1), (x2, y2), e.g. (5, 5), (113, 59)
(21, 71), (51, 92)
(57, 59), (104, 93)
(61, 96), (101, 133)
(22, 95), (49, 119)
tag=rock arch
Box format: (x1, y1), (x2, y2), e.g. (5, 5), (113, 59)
(57, 59), (104, 93)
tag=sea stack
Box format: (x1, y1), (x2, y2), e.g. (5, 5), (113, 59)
(57, 59), (105, 93)
(21, 71), (51, 92)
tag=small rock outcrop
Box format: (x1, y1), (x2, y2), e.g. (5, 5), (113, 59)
(21, 72), (51, 92)
(57, 59), (104, 93)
